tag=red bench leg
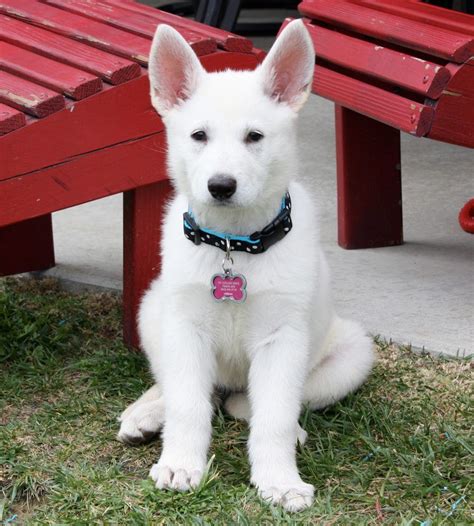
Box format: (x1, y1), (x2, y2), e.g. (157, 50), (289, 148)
(123, 180), (173, 348)
(0, 214), (55, 276)
(335, 105), (403, 249)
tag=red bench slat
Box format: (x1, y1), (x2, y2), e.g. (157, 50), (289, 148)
(428, 61), (474, 147)
(299, 0), (474, 63)
(0, 70), (65, 117)
(44, 0), (217, 56)
(444, 60), (474, 98)
(429, 91), (474, 148)
(0, 0), (152, 65)
(0, 41), (102, 100)
(283, 18), (451, 99)
(0, 15), (140, 85)
(0, 102), (26, 135)
(313, 65), (434, 136)
(1, 75), (162, 181)
(356, 0), (474, 36)
(104, 0), (252, 52)
(0, 132), (167, 227)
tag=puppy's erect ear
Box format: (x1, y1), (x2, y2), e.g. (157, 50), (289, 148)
(259, 19), (315, 112)
(148, 24), (204, 115)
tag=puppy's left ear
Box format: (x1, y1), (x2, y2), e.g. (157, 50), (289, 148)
(259, 19), (315, 112)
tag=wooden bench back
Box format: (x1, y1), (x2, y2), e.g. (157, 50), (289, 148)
(296, 0), (474, 147)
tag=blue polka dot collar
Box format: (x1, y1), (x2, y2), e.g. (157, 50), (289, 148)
(183, 192), (292, 254)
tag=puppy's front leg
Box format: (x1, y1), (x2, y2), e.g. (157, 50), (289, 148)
(248, 325), (313, 512)
(149, 319), (215, 492)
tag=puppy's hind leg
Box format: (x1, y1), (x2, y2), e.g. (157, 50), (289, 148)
(304, 317), (375, 410)
(224, 393), (308, 446)
(118, 384), (165, 445)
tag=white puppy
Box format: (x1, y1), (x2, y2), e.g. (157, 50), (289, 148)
(118, 20), (374, 512)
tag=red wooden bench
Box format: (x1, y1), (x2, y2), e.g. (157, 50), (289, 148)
(0, 0), (261, 347)
(284, 0), (473, 249)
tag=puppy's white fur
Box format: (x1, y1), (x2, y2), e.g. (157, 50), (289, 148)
(118, 21), (374, 512)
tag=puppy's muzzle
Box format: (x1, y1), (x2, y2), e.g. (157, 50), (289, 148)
(208, 175), (237, 201)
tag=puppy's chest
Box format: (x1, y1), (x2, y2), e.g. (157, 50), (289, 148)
(211, 305), (251, 389)
(208, 300), (248, 349)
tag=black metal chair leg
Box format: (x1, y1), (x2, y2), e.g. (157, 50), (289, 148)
(195, 0), (208, 21)
(220, 0), (242, 31)
(199, 0), (225, 26)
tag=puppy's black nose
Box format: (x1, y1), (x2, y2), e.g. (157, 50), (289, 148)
(208, 175), (237, 201)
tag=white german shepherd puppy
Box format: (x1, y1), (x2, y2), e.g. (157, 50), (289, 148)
(118, 20), (374, 512)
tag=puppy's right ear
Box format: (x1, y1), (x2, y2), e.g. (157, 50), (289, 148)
(148, 24), (204, 116)
(258, 19), (315, 112)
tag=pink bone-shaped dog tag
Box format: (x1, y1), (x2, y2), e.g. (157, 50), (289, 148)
(211, 273), (247, 302)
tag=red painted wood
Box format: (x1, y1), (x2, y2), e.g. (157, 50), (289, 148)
(355, 0), (474, 36)
(0, 214), (55, 275)
(282, 18), (451, 99)
(1, 51), (258, 178)
(427, 61), (474, 147)
(0, 132), (167, 228)
(0, 102), (26, 135)
(428, 92), (474, 148)
(0, 0), (152, 65)
(312, 65), (434, 136)
(0, 70), (65, 117)
(299, 0), (474, 63)
(44, 0), (217, 56)
(252, 47), (267, 63)
(0, 41), (102, 100)
(458, 199), (474, 234)
(443, 61), (474, 97)
(1, 74), (162, 180)
(335, 105), (403, 249)
(123, 179), (173, 347)
(0, 14), (140, 85)
(105, 0), (253, 53)
(201, 49), (260, 72)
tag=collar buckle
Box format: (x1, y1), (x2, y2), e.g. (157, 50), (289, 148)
(183, 212), (201, 245)
(250, 206), (290, 244)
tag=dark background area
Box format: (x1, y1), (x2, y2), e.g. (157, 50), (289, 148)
(140, 0), (472, 35)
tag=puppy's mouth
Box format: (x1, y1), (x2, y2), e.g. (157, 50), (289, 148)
(205, 195), (241, 208)
(209, 199), (236, 207)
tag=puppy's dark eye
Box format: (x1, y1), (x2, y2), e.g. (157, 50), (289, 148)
(246, 131), (264, 143)
(191, 130), (207, 142)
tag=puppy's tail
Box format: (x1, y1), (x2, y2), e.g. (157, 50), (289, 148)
(304, 316), (375, 410)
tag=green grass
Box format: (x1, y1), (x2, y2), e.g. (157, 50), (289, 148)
(0, 277), (472, 525)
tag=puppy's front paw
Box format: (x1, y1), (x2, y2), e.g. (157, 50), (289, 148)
(258, 481), (314, 512)
(149, 463), (203, 492)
